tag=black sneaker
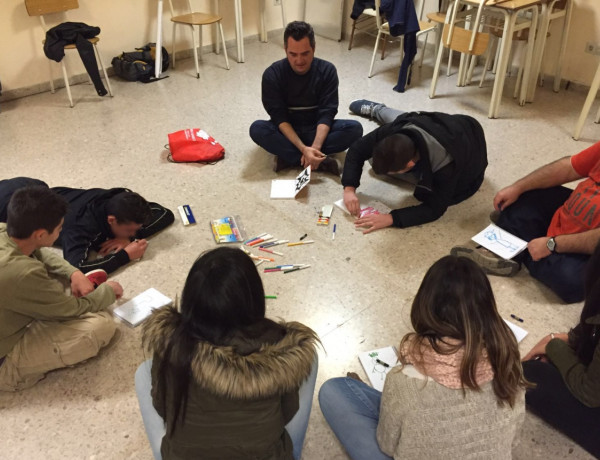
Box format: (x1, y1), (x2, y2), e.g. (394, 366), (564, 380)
(318, 157), (340, 176)
(450, 245), (521, 277)
(349, 99), (379, 118)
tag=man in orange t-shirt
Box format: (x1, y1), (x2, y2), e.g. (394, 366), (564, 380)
(453, 141), (600, 303)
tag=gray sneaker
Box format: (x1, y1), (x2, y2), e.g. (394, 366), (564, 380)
(349, 99), (379, 118)
(450, 245), (521, 277)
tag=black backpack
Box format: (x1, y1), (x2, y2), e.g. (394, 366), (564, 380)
(111, 43), (169, 82)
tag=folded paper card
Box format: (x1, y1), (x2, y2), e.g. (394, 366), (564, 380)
(358, 346), (400, 391)
(113, 288), (172, 327)
(270, 166), (311, 199)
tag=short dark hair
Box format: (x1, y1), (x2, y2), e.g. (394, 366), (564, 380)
(106, 192), (151, 225)
(284, 21), (315, 49)
(371, 134), (417, 174)
(6, 186), (67, 239)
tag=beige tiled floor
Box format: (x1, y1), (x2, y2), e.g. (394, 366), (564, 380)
(0, 32), (598, 459)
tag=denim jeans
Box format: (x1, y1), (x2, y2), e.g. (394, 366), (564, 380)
(319, 377), (393, 460)
(496, 186), (589, 303)
(249, 119), (363, 166)
(135, 357), (319, 460)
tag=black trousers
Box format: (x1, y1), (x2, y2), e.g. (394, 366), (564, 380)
(496, 186), (589, 303)
(523, 360), (600, 458)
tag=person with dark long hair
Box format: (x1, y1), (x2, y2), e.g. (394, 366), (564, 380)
(522, 242), (600, 458)
(135, 247), (319, 460)
(319, 255), (528, 459)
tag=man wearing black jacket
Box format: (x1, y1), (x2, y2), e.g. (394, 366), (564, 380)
(0, 177), (174, 274)
(343, 100), (488, 233)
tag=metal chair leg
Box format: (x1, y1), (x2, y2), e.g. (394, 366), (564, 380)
(60, 60), (73, 108)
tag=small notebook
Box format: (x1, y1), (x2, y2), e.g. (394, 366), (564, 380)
(113, 288), (172, 327)
(472, 223), (528, 260)
(270, 166), (311, 199)
(358, 346), (400, 391)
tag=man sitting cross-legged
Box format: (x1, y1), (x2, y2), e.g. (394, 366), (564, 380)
(0, 186), (123, 391)
(452, 141), (600, 304)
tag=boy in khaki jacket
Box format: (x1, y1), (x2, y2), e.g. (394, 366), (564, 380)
(0, 186), (123, 391)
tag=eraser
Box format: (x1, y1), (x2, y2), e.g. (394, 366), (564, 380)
(177, 205), (196, 226)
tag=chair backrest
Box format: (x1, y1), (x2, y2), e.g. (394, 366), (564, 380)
(445, 0), (489, 53)
(374, 0), (425, 30)
(167, 0), (194, 17)
(24, 0), (78, 17)
(442, 23), (489, 55)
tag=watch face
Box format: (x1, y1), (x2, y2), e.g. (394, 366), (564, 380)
(547, 237), (556, 252)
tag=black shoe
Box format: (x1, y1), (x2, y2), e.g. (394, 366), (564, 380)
(318, 157), (340, 176)
(273, 156), (290, 173)
(349, 99), (379, 118)
(450, 245), (521, 277)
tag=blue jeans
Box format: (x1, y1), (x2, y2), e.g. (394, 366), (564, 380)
(135, 357), (319, 460)
(249, 119), (363, 166)
(496, 186), (589, 303)
(319, 377), (393, 460)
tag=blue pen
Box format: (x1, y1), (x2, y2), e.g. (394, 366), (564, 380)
(332, 224), (337, 240)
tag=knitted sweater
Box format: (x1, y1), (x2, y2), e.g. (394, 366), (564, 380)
(377, 367), (525, 459)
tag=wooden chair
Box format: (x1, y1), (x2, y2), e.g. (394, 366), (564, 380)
(429, 0), (490, 97)
(348, 8), (378, 51)
(368, 0), (437, 78)
(24, 0), (113, 108)
(168, 0), (230, 79)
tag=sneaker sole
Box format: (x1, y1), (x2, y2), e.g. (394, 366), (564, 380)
(450, 246), (520, 277)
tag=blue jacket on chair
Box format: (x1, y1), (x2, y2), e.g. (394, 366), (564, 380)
(380, 0), (420, 92)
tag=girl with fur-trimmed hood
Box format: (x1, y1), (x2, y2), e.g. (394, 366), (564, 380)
(135, 247), (319, 460)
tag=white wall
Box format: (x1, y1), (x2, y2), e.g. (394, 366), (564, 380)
(0, 0), (303, 93)
(1, 0), (599, 94)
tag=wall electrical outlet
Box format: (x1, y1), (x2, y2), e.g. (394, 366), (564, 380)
(273, 0), (281, 5)
(585, 42), (600, 56)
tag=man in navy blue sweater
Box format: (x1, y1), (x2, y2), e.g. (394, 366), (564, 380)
(249, 21), (363, 174)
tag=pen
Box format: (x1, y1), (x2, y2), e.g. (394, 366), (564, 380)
(375, 358), (390, 368)
(510, 314), (524, 323)
(287, 240), (315, 246)
(332, 224), (336, 240)
(299, 233), (307, 240)
(260, 240), (289, 248)
(264, 295), (277, 299)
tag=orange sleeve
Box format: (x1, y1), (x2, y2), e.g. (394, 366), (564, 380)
(571, 141), (600, 177)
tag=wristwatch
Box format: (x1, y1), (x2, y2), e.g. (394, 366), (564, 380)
(546, 237), (557, 253)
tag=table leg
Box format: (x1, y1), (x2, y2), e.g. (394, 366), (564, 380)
(573, 61), (600, 140)
(489, 11), (516, 118)
(519, 6), (538, 105)
(553, 0), (573, 92)
(155, 0), (163, 78)
(235, 0), (244, 62)
(526, 2), (548, 103)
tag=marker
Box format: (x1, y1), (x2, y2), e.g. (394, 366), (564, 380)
(287, 240), (315, 247)
(256, 256), (275, 262)
(375, 358), (390, 368)
(299, 233), (308, 240)
(265, 295), (277, 299)
(510, 314), (524, 323)
(283, 264), (311, 274)
(260, 240), (289, 248)
(248, 235), (273, 246)
(259, 247), (283, 256)
(244, 233), (267, 245)
(332, 224), (337, 240)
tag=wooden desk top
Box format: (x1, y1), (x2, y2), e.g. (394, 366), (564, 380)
(461, 0), (542, 11)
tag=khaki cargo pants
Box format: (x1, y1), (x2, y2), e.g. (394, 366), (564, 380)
(0, 312), (116, 391)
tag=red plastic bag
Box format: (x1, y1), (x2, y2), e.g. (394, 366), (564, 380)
(167, 129), (225, 163)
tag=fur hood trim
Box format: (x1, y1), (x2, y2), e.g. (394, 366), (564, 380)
(143, 306), (319, 400)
